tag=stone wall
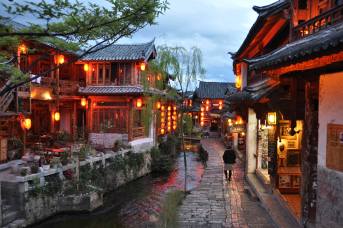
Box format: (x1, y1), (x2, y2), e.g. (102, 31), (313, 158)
(316, 167), (343, 227)
(2, 149), (151, 227)
(89, 133), (127, 148)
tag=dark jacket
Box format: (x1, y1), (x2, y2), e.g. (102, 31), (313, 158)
(223, 149), (236, 164)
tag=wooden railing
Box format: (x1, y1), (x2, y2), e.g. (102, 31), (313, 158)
(293, 4), (343, 41)
(132, 127), (145, 139)
(59, 79), (79, 96)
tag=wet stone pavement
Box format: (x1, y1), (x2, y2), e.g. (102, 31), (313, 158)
(178, 138), (275, 228)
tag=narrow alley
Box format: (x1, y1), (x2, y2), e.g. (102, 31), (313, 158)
(178, 138), (275, 228)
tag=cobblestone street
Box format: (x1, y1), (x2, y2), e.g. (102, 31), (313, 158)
(178, 138), (275, 228)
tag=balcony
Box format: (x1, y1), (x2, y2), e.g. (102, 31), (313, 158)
(18, 77), (79, 99)
(293, 4), (343, 41)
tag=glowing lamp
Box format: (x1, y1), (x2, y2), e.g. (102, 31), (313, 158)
(219, 100), (223, 105)
(157, 74), (161, 81)
(201, 112), (204, 117)
(81, 98), (87, 107)
(54, 112), (61, 121)
(173, 125), (177, 130)
(267, 112), (277, 125)
(161, 112), (165, 117)
(156, 101), (161, 110)
(206, 100), (210, 105)
(136, 98), (143, 108)
(201, 107), (204, 112)
(206, 106), (209, 111)
(84, 64), (89, 72)
(195, 115), (198, 119)
(22, 118), (32, 130)
(161, 106), (165, 111)
(168, 126), (171, 131)
(55, 55), (65, 65)
(200, 121), (204, 126)
(235, 76), (241, 89)
(18, 44), (27, 54)
(140, 62), (146, 71)
(160, 128), (165, 134)
(219, 105), (223, 110)
(168, 106), (171, 111)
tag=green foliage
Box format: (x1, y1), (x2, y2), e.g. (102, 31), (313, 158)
(183, 114), (193, 136)
(158, 190), (185, 227)
(151, 134), (180, 174)
(29, 174), (63, 198)
(79, 144), (92, 160)
(56, 130), (71, 142)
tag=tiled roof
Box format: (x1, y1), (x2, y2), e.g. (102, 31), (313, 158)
(81, 40), (156, 61)
(226, 78), (279, 103)
(78, 85), (165, 96)
(247, 22), (343, 70)
(196, 81), (236, 99)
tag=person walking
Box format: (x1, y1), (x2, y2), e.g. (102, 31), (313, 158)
(223, 145), (236, 181)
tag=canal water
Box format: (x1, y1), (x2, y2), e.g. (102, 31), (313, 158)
(33, 152), (204, 228)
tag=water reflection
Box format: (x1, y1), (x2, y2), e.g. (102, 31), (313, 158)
(33, 152), (204, 228)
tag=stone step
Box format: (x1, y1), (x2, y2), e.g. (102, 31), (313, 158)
(3, 219), (26, 228)
(2, 210), (19, 226)
(244, 185), (259, 201)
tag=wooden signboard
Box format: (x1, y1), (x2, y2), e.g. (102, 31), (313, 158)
(326, 124), (343, 172)
(0, 138), (7, 162)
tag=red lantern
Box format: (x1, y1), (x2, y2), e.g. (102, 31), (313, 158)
(55, 55), (65, 65)
(18, 44), (27, 54)
(21, 118), (32, 130)
(140, 62), (146, 71)
(136, 98), (143, 108)
(81, 98), (87, 107)
(83, 64), (89, 72)
(54, 112), (60, 121)
(156, 101), (161, 110)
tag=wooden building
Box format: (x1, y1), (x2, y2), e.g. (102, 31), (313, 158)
(228, 0), (343, 227)
(192, 81), (235, 131)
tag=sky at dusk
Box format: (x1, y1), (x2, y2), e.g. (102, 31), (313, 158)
(1, 0), (276, 83)
(120, 0), (276, 83)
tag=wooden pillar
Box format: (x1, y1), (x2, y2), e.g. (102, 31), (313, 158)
(72, 101), (77, 141)
(128, 99), (133, 141)
(301, 77), (319, 224)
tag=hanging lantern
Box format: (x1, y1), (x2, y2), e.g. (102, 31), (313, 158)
(81, 98), (87, 107)
(55, 55), (65, 65)
(200, 121), (204, 126)
(54, 112), (61, 121)
(156, 101), (161, 110)
(267, 112), (277, 125)
(173, 106), (177, 111)
(205, 106), (209, 111)
(84, 63), (89, 72)
(136, 98), (143, 108)
(235, 75), (241, 89)
(21, 118), (32, 130)
(140, 62), (146, 71)
(168, 106), (171, 111)
(161, 106), (165, 111)
(173, 125), (177, 130)
(160, 128), (165, 135)
(18, 44), (27, 54)
(200, 107), (204, 112)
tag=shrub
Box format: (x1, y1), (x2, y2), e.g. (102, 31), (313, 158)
(158, 190), (185, 227)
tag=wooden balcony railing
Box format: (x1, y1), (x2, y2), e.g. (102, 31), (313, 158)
(59, 79), (79, 96)
(293, 4), (343, 41)
(132, 127), (145, 139)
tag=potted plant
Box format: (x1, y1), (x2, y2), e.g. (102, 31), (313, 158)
(30, 164), (39, 174)
(61, 152), (69, 166)
(20, 168), (28, 176)
(79, 144), (91, 161)
(50, 157), (61, 169)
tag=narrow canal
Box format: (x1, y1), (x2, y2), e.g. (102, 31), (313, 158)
(33, 152), (204, 228)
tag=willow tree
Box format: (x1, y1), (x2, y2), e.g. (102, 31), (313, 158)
(0, 0), (168, 95)
(147, 46), (205, 192)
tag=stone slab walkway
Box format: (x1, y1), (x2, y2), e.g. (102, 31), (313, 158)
(178, 138), (230, 227)
(178, 138), (275, 228)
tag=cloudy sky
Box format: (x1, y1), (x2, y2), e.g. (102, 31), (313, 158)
(120, 0), (276, 83)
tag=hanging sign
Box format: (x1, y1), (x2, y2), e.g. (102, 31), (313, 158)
(326, 124), (343, 171)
